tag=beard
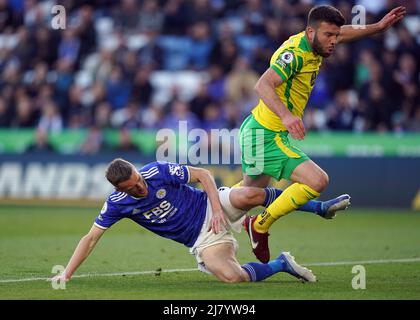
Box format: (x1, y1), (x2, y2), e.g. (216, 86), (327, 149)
(312, 33), (331, 58)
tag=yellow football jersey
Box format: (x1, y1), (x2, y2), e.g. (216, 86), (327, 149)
(252, 31), (323, 132)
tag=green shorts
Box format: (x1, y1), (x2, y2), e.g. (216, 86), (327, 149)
(239, 114), (310, 180)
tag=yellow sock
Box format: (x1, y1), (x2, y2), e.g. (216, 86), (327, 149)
(254, 183), (320, 233)
(231, 180), (243, 188)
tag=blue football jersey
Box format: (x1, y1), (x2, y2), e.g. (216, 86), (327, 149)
(94, 161), (208, 247)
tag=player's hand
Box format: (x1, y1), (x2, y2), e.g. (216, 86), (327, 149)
(377, 6), (406, 32)
(48, 272), (71, 283)
(282, 113), (305, 140)
(208, 209), (228, 234)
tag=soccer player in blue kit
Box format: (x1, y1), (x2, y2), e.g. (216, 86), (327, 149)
(51, 158), (349, 284)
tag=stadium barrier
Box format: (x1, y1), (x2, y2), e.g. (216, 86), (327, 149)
(0, 152), (418, 209)
(1, 129), (420, 156)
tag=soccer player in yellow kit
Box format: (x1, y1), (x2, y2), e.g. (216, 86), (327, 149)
(238, 5), (406, 263)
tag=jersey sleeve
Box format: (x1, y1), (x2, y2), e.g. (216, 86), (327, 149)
(94, 201), (122, 230)
(158, 161), (190, 185)
(270, 48), (304, 82)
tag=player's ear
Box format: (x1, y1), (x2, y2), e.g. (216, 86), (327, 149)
(306, 26), (315, 42)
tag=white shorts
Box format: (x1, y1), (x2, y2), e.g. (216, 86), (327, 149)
(189, 187), (246, 274)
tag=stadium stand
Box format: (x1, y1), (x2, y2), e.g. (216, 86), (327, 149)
(0, 0), (419, 154)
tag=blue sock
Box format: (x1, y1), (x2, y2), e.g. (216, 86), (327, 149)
(242, 259), (286, 282)
(263, 188), (322, 215)
(242, 263), (275, 282)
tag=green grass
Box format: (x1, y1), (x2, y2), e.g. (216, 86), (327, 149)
(0, 205), (419, 299)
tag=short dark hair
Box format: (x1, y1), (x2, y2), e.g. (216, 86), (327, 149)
(105, 158), (134, 186)
(307, 5), (346, 28)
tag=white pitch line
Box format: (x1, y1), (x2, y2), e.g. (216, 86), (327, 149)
(0, 268), (198, 284)
(1, 257), (420, 284)
(304, 257), (420, 267)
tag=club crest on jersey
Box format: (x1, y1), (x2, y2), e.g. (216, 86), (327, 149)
(156, 188), (167, 199)
(280, 51), (294, 64)
(168, 164), (185, 180)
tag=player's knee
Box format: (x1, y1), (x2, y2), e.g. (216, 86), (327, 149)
(313, 171), (329, 192)
(241, 188), (264, 205)
(305, 170), (329, 192)
(320, 171), (329, 189)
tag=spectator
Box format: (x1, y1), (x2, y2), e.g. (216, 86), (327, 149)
(326, 90), (359, 131)
(111, 0), (140, 31)
(130, 67), (154, 107)
(0, 96), (11, 127)
(121, 101), (143, 130)
(37, 100), (63, 133)
(120, 50), (139, 82)
(79, 125), (104, 155)
(54, 58), (75, 109)
(57, 29), (81, 67)
(206, 64), (226, 103)
(365, 83), (393, 131)
(188, 21), (214, 70)
(33, 26), (58, 67)
(210, 37), (239, 74)
(225, 57), (259, 103)
(325, 44), (354, 93)
(74, 5), (97, 62)
(0, 0), (417, 138)
(138, 0), (164, 33)
(25, 128), (55, 153)
(190, 82), (214, 121)
(0, 0), (14, 31)
(162, 0), (192, 35)
(14, 26), (34, 70)
(202, 103), (226, 131)
(115, 128), (140, 152)
(161, 99), (200, 131)
(94, 102), (113, 129)
(11, 96), (37, 128)
(105, 65), (131, 110)
(141, 104), (164, 129)
(65, 84), (89, 128)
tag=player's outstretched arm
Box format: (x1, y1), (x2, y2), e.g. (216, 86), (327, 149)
(255, 68), (305, 140)
(188, 166), (227, 234)
(338, 6), (406, 43)
(49, 224), (106, 282)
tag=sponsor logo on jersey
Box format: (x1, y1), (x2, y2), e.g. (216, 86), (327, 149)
(168, 164), (185, 180)
(143, 200), (176, 223)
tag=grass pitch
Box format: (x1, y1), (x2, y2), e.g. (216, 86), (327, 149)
(0, 204), (419, 300)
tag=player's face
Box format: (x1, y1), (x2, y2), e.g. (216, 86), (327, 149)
(310, 22), (341, 58)
(115, 169), (148, 198)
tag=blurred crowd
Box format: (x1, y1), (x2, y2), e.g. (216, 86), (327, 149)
(0, 0), (419, 153)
